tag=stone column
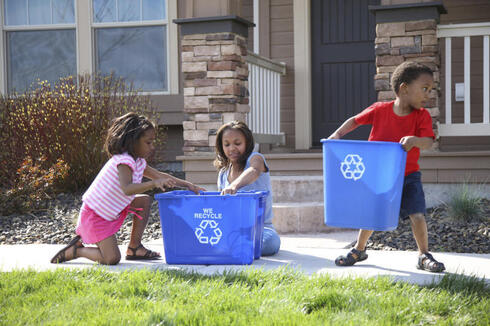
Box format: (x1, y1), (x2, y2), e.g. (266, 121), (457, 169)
(174, 16), (254, 155)
(370, 2), (447, 146)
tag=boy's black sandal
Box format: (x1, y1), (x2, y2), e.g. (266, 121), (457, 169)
(417, 253), (445, 273)
(335, 248), (368, 266)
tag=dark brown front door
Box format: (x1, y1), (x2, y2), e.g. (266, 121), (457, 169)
(311, 0), (379, 146)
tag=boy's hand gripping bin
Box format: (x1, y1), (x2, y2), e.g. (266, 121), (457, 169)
(321, 139), (407, 231)
(155, 191), (267, 265)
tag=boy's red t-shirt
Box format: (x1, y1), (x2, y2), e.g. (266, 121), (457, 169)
(354, 101), (435, 176)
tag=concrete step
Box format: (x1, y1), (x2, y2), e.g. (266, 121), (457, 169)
(193, 183), (341, 234)
(180, 151), (490, 184)
(271, 175), (324, 203)
(180, 153), (323, 184)
(272, 202), (341, 234)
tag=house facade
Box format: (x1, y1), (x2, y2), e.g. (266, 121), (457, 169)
(1, 1), (489, 231)
(174, 0), (490, 189)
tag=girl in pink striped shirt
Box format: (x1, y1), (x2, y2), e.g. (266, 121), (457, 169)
(51, 112), (204, 265)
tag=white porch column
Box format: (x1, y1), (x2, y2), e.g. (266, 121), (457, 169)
(293, 0), (312, 150)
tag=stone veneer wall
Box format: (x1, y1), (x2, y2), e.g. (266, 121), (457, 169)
(374, 19), (440, 146)
(181, 32), (250, 155)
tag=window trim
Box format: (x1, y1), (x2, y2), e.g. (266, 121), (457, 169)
(92, 20), (169, 28)
(3, 24), (76, 31)
(0, 0), (178, 95)
(76, 0), (90, 76)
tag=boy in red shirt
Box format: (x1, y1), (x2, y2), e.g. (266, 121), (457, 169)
(328, 61), (445, 273)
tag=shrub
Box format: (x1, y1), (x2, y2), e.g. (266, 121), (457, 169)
(0, 74), (157, 193)
(0, 156), (69, 215)
(446, 183), (484, 222)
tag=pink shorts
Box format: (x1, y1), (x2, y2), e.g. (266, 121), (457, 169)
(76, 203), (130, 244)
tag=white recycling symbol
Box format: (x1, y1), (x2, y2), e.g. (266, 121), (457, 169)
(194, 220), (222, 245)
(340, 154), (365, 181)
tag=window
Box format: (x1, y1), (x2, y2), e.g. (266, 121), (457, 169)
(2, 0), (76, 93)
(1, 0), (178, 95)
(92, 0), (168, 92)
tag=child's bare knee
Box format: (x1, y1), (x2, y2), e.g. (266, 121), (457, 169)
(409, 213), (425, 223)
(102, 252), (121, 265)
(106, 257), (120, 265)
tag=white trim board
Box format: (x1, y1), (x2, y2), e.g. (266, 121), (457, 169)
(293, 0), (312, 150)
(438, 123), (490, 137)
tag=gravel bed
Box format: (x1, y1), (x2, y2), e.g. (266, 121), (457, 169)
(0, 193), (163, 246)
(365, 201), (490, 254)
(1, 194), (488, 254)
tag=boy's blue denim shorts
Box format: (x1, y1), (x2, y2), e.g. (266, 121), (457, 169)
(399, 171), (426, 218)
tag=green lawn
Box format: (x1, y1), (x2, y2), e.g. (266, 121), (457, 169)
(1, 268), (488, 325)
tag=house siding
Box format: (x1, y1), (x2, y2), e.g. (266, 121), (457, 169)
(153, 125), (184, 164)
(382, 0), (443, 5)
(439, 0), (490, 24)
(241, 0), (254, 50)
(270, 0), (295, 149)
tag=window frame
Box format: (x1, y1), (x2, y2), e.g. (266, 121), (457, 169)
(0, 0), (178, 95)
(0, 0), (78, 94)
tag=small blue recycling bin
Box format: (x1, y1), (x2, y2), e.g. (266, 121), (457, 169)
(155, 190), (267, 265)
(322, 139), (407, 231)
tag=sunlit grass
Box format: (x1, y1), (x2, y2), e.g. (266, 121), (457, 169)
(1, 268), (488, 325)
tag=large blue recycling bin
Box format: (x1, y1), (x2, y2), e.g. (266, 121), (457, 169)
(155, 190), (267, 265)
(322, 139), (407, 231)
(254, 194), (266, 259)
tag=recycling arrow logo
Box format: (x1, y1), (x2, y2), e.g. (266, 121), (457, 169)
(194, 220), (222, 245)
(340, 154), (365, 181)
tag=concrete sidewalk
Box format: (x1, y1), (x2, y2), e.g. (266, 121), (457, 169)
(1, 231), (488, 286)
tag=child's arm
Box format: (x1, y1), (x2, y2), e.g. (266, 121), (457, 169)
(399, 136), (433, 151)
(328, 116), (359, 139)
(143, 165), (205, 194)
(118, 165), (173, 195)
(221, 155), (266, 195)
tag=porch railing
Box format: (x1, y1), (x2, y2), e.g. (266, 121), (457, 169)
(437, 22), (490, 136)
(246, 51), (286, 144)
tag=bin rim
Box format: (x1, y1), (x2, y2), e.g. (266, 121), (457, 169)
(321, 138), (403, 148)
(155, 190), (268, 200)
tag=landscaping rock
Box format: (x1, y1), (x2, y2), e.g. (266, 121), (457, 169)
(365, 199), (490, 254)
(0, 194), (489, 254)
(0, 193), (162, 246)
